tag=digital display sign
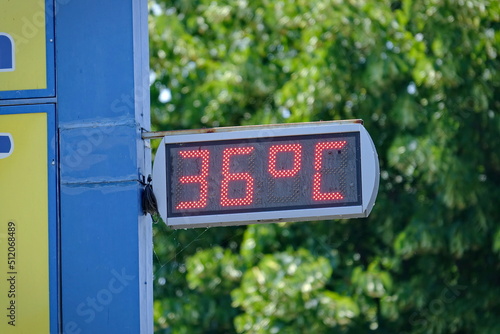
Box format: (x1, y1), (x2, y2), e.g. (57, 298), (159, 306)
(166, 132), (361, 217)
(153, 121), (379, 229)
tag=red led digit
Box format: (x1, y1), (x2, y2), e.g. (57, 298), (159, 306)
(220, 146), (255, 207)
(175, 149), (210, 210)
(313, 140), (347, 201)
(268, 143), (302, 178)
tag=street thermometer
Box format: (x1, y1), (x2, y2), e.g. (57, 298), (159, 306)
(152, 120), (379, 229)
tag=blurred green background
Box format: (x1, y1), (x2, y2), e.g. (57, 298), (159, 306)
(148, 0), (500, 333)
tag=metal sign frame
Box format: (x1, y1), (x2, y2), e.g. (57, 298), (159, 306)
(1, 1), (152, 332)
(153, 120), (379, 229)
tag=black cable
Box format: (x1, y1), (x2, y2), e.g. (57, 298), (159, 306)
(141, 175), (159, 223)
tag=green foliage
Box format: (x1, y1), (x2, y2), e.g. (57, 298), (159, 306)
(232, 249), (358, 333)
(149, 0), (500, 333)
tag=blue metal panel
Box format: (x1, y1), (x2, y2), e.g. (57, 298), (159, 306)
(0, 97), (57, 106)
(0, 0), (55, 100)
(60, 182), (141, 334)
(59, 122), (138, 184)
(46, 105), (59, 334)
(56, 1), (135, 123)
(57, 0), (151, 332)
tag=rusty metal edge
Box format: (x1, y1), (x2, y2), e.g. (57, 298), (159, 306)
(142, 119), (363, 140)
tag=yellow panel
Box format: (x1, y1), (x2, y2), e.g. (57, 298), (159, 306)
(0, 113), (49, 333)
(0, 0), (47, 91)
